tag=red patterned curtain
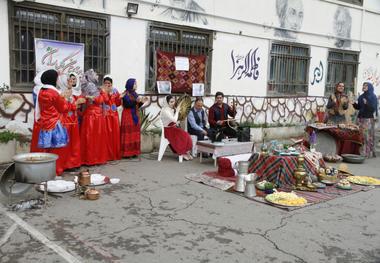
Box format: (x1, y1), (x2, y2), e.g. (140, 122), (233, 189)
(156, 50), (206, 94)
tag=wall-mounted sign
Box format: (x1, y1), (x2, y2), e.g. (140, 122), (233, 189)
(35, 38), (84, 77)
(157, 81), (172, 94)
(192, 83), (204, 96)
(175, 56), (189, 71)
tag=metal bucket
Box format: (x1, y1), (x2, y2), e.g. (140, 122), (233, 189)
(237, 161), (249, 175)
(13, 153), (58, 184)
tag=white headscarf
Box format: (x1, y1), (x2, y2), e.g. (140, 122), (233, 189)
(57, 73), (68, 92)
(33, 71), (44, 101)
(70, 73), (82, 96)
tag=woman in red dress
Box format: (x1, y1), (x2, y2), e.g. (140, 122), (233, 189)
(30, 69), (69, 175)
(60, 76), (85, 170)
(160, 95), (193, 160)
(30, 71), (44, 153)
(80, 79), (108, 165)
(120, 79), (149, 157)
(102, 75), (122, 161)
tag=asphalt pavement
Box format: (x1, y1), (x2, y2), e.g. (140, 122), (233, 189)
(0, 151), (379, 263)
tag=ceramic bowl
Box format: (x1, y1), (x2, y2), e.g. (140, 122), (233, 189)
(110, 178), (120, 184)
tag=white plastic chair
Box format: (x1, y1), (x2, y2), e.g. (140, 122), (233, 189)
(157, 120), (183, 162)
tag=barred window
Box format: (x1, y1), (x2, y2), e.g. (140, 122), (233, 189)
(9, 3), (109, 91)
(147, 23), (213, 93)
(338, 0), (363, 6)
(325, 50), (359, 96)
(268, 43), (310, 96)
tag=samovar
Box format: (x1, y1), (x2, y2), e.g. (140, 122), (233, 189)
(293, 154), (316, 191)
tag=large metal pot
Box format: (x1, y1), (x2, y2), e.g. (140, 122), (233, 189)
(0, 163), (33, 196)
(13, 153), (58, 183)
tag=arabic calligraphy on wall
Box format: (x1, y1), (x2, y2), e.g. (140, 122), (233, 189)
(311, 61), (324, 85)
(230, 48), (260, 80)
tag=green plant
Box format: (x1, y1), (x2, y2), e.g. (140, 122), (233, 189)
(149, 127), (162, 136)
(140, 109), (159, 135)
(1, 98), (11, 109)
(0, 130), (19, 144)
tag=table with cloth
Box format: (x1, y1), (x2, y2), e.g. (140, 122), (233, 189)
(306, 125), (363, 155)
(247, 151), (325, 187)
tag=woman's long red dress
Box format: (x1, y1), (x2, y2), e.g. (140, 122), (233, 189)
(103, 89), (121, 161)
(80, 92), (108, 165)
(60, 96), (81, 170)
(164, 123), (193, 155)
(120, 95), (142, 157)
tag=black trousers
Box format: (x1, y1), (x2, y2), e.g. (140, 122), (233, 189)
(189, 128), (211, 141)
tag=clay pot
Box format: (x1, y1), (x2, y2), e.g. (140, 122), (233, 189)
(85, 188), (99, 200)
(79, 170), (91, 186)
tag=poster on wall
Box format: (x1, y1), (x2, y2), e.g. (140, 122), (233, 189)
(34, 38), (84, 88)
(175, 56), (189, 71)
(192, 83), (204, 96)
(157, 81), (172, 94)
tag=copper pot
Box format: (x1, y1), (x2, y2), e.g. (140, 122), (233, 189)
(85, 188), (99, 200)
(79, 170), (91, 186)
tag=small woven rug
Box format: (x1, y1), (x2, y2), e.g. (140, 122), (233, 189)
(186, 171), (378, 211)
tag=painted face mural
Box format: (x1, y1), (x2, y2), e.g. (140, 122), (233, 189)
(161, 0), (208, 25)
(333, 7), (352, 48)
(275, 0), (304, 40)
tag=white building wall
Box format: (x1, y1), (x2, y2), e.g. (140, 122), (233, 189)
(2, 0), (380, 133)
(211, 33), (269, 96)
(308, 47), (327, 97)
(2, 0), (380, 96)
(0, 0), (10, 86)
(110, 17), (147, 94)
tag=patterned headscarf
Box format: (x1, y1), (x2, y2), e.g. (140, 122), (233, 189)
(359, 82), (378, 117)
(81, 82), (99, 97)
(81, 69), (100, 97)
(123, 78), (139, 125)
(82, 69), (99, 85)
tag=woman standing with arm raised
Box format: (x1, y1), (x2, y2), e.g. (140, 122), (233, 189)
(120, 79), (149, 158)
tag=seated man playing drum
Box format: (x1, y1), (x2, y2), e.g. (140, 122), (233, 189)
(208, 91), (237, 141)
(187, 97), (211, 140)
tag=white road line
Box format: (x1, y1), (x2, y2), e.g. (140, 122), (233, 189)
(0, 223), (17, 247)
(0, 205), (82, 263)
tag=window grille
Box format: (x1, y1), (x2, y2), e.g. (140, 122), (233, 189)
(338, 0), (363, 6)
(268, 43), (310, 96)
(325, 50), (359, 96)
(9, 3), (109, 91)
(147, 23), (213, 93)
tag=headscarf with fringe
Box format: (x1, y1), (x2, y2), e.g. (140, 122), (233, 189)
(122, 78), (139, 125)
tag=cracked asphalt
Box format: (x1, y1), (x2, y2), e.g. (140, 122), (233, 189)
(0, 152), (380, 263)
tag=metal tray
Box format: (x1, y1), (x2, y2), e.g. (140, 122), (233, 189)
(341, 154), (365, 164)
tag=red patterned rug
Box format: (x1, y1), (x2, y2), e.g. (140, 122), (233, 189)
(156, 50), (206, 93)
(195, 171), (378, 211)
